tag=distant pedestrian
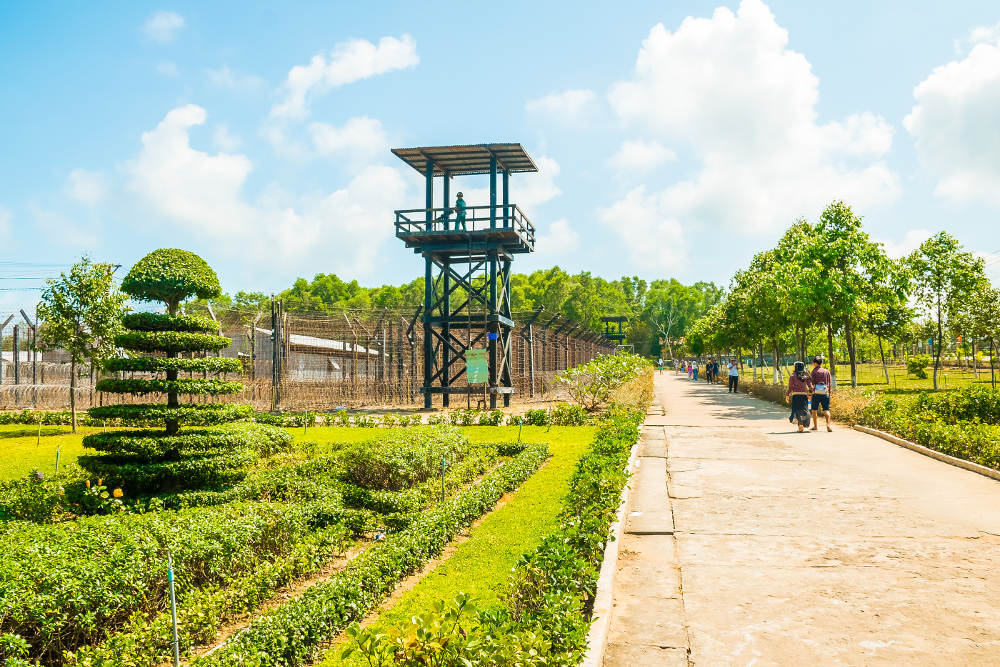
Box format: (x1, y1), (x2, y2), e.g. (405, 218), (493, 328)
(658, 357), (664, 374)
(713, 359), (721, 384)
(810, 355), (833, 432)
(727, 359), (740, 393)
(785, 361), (814, 432)
(692, 360), (699, 381)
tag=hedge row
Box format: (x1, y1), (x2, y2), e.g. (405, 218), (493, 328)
(95, 378), (244, 396)
(0, 499), (346, 663)
(194, 443), (550, 666)
(62, 524), (351, 667)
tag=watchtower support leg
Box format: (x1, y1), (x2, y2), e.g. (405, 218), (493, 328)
(502, 169), (509, 227)
(442, 171), (451, 231)
(442, 259), (451, 407)
(423, 256), (433, 408)
(425, 158), (433, 231)
(488, 249), (498, 409)
(489, 156), (497, 230)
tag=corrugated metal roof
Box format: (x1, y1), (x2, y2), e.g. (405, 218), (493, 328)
(391, 143), (538, 177)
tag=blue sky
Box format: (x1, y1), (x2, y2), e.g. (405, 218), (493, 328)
(2, 0), (999, 313)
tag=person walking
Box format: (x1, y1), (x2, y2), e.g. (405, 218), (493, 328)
(727, 358), (740, 393)
(810, 355), (833, 432)
(785, 361), (814, 433)
(692, 360), (699, 382)
(713, 359), (721, 384)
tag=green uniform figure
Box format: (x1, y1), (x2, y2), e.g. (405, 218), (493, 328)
(454, 192), (467, 230)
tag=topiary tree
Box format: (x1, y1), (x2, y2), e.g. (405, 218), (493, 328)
(83, 249), (291, 493)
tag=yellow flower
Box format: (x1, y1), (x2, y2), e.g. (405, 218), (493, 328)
(112, 488), (123, 499)
(97, 479), (103, 486)
(85, 480), (91, 488)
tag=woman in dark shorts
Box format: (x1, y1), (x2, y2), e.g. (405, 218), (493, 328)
(785, 361), (814, 432)
(810, 355), (833, 432)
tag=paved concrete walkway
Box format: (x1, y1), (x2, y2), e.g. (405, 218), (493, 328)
(603, 372), (1000, 666)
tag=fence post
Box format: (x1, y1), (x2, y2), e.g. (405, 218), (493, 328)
(13, 325), (20, 385)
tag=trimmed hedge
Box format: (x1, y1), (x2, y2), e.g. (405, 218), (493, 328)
(114, 330), (231, 354)
(195, 443), (550, 666)
(103, 356), (243, 374)
(120, 248), (222, 306)
(83, 423), (291, 460)
(122, 312), (219, 333)
(95, 378), (244, 396)
(87, 403), (255, 425)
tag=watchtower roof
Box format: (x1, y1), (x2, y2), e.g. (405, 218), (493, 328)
(600, 316), (628, 323)
(391, 143), (538, 177)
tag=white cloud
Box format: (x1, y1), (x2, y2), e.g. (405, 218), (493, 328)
(309, 116), (387, 161)
(525, 89), (597, 122)
(156, 61), (180, 77)
(143, 10), (184, 43)
(212, 124), (241, 151)
(535, 218), (580, 254)
(609, 140), (676, 171)
(877, 228), (932, 259)
(605, 0), (898, 249)
(31, 204), (98, 248)
(904, 27), (1000, 206)
(271, 34), (418, 119)
(599, 186), (688, 273)
(128, 104), (407, 276)
(206, 65), (265, 91)
(66, 169), (107, 206)
(954, 20), (1000, 54)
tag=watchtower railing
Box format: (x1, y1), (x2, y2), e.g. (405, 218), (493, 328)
(394, 204), (535, 248)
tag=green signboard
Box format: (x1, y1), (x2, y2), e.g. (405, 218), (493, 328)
(465, 349), (488, 384)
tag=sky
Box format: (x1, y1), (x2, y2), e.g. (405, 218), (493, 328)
(2, 0), (1000, 314)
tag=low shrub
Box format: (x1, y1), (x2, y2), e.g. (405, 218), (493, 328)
(524, 408), (550, 426)
(340, 426), (470, 492)
(555, 352), (651, 412)
(551, 402), (588, 426)
(907, 354), (932, 379)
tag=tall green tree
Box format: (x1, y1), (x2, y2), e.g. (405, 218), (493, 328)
(812, 201), (887, 387)
(37, 257), (128, 432)
(907, 232), (985, 389)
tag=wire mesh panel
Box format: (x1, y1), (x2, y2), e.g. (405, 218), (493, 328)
(0, 303), (616, 411)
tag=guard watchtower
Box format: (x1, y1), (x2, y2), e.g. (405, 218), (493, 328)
(392, 143), (537, 409)
(601, 316), (627, 343)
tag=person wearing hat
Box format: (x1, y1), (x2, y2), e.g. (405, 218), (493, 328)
(454, 192), (467, 230)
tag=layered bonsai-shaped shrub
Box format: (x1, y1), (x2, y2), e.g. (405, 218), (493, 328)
(83, 249), (291, 493)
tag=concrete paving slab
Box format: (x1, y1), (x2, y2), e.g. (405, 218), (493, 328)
(625, 457), (674, 535)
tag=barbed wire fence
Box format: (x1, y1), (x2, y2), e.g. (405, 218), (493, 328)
(0, 301), (617, 412)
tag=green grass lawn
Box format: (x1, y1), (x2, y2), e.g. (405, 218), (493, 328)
(0, 424), (102, 481)
(318, 424), (596, 666)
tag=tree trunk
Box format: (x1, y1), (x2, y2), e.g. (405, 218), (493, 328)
(844, 314), (858, 387)
(772, 338), (780, 384)
(70, 358), (77, 434)
(827, 323), (837, 390)
(933, 301), (943, 390)
(878, 335), (889, 384)
(973, 340), (979, 378)
(166, 300), (180, 437)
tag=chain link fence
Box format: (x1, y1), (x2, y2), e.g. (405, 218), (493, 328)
(0, 303), (616, 412)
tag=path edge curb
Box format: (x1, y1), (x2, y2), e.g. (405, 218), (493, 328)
(852, 424), (1000, 482)
(580, 435), (642, 667)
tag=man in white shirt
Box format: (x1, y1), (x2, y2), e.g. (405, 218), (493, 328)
(727, 359), (740, 393)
